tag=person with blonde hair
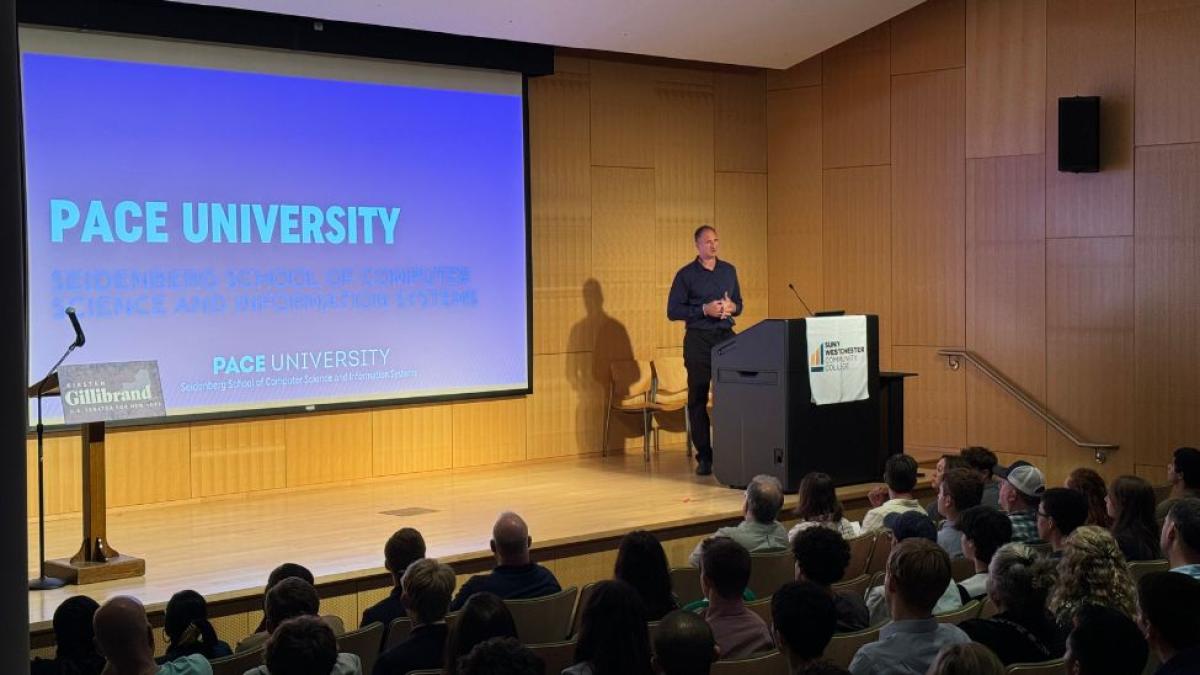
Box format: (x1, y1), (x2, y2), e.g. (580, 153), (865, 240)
(925, 643), (1004, 675)
(958, 543), (1063, 665)
(1048, 525), (1136, 632)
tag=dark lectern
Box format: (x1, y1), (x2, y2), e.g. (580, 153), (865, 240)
(710, 317), (909, 491)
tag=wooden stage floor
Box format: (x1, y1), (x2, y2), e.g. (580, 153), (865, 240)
(29, 450), (824, 629)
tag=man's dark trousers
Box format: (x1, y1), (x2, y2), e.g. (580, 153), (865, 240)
(684, 327), (733, 464)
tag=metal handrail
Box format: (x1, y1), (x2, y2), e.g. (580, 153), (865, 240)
(936, 348), (1118, 464)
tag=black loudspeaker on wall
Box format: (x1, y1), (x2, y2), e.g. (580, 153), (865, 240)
(1058, 96), (1100, 173)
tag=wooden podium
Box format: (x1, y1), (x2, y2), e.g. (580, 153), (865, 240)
(30, 373), (145, 585)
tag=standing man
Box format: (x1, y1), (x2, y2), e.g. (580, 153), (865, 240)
(668, 225), (742, 476)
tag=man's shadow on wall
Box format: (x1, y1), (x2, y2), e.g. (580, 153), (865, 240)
(566, 278), (638, 455)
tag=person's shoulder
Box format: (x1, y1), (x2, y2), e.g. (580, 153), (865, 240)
(334, 652), (363, 675)
(156, 654), (213, 675)
(937, 622), (972, 643)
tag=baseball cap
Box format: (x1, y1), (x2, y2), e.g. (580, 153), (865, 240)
(883, 510), (937, 543)
(998, 462), (1045, 498)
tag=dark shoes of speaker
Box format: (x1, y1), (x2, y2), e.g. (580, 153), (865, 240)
(695, 460), (712, 476)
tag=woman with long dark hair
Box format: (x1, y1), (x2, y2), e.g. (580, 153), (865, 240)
(789, 472), (861, 542)
(1066, 468), (1112, 529)
(1107, 475), (1163, 562)
(443, 592), (518, 675)
(31, 596), (105, 675)
(159, 590), (232, 663)
(613, 530), (677, 621)
(564, 580), (653, 675)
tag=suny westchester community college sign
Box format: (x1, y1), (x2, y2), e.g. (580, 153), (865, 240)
(59, 361), (166, 424)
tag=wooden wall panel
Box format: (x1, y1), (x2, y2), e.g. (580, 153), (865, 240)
(190, 418), (287, 498)
(1134, 145), (1200, 469)
(452, 397), (527, 467)
(1046, 237), (1135, 484)
(527, 352), (604, 459)
(1135, 2), (1200, 146)
(26, 434), (82, 517)
(106, 426), (191, 507)
(591, 167), (658, 362)
(766, 56), (821, 91)
(716, 72), (768, 173)
(893, 346), (967, 451)
(715, 173), (769, 329)
(891, 0), (966, 75)
(285, 411), (372, 487)
(966, 0), (1047, 158)
(590, 61), (655, 168)
(891, 68), (966, 347)
(529, 69), (592, 355)
(1046, 0), (1134, 237)
(822, 26), (891, 168)
(822, 166), (892, 367)
(966, 155), (1047, 456)
(371, 403), (454, 475)
(655, 82), (715, 349)
(766, 86), (823, 317)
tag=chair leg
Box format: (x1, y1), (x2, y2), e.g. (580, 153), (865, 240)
(642, 408), (650, 463)
(602, 386), (613, 457)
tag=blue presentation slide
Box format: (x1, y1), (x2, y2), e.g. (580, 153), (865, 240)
(22, 50), (529, 422)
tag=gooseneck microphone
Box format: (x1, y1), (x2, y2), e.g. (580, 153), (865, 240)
(65, 306), (85, 348)
(787, 283), (815, 317)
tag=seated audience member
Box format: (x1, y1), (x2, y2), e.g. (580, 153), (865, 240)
(159, 590), (231, 664)
(954, 505), (1012, 602)
(443, 592), (518, 674)
(565, 580), (653, 675)
(457, 638), (543, 675)
(374, 558), (457, 675)
(30, 595), (104, 675)
(1067, 467), (1113, 528)
(997, 462), (1044, 544)
(936, 468), (984, 559)
(925, 644), (1004, 675)
(1157, 447), (1200, 523)
(252, 564), (340, 635)
(1049, 526), (1137, 632)
(651, 611), (719, 675)
(924, 454), (968, 520)
(958, 543), (1063, 665)
(1037, 488), (1089, 558)
(1162, 498), (1200, 580)
(93, 596), (211, 675)
(789, 472), (862, 541)
(1064, 605), (1149, 675)
(865, 512), (962, 625)
(861, 455), (923, 532)
(771, 581), (840, 674)
(689, 475), (788, 566)
(449, 512), (560, 611)
(360, 527), (425, 640)
(792, 527), (868, 632)
(848, 539), (971, 675)
(1137, 572), (1200, 675)
(961, 446), (1001, 508)
(246, 615), (362, 675)
(615, 530), (678, 621)
(238, 577), (323, 653)
(697, 537), (774, 660)
(1108, 475), (1164, 562)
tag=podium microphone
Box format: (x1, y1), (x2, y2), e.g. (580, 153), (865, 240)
(787, 283), (815, 317)
(66, 306), (85, 348)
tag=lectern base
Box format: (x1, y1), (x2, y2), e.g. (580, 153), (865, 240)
(45, 554), (145, 585)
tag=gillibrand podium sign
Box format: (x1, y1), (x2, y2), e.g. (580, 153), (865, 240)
(58, 360), (165, 424)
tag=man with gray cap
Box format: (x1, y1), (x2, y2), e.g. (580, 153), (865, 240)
(688, 474), (788, 567)
(997, 461), (1045, 544)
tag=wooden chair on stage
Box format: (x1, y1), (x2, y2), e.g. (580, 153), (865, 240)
(748, 550), (794, 598)
(669, 566), (704, 606)
(710, 650), (787, 675)
(603, 360), (657, 461)
(935, 599), (982, 625)
(570, 581), (599, 638)
(505, 586), (579, 644)
(651, 356), (690, 456)
(527, 639), (579, 675)
(209, 647), (265, 675)
(825, 625), (881, 670)
(337, 622), (384, 675)
(846, 530), (876, 577)
(831, 573), (871, 599)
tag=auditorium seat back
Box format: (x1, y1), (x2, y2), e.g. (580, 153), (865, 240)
(336, 621), (383, 675)
(935, 599), (982, 625)
(669, 566), (704, 606)
(865, 530), (893, 575)
(505, 586), (579, 644)
(209, 646), (265, 675)
(846, 531), (876, 577)
(831, 573), (871, 599)
(710, 649), (787, 675)
(748, 550), (794, 597)
(745, 595), (773, 626)
(570, 581), (599, 638)
(825, 625), (881, 670)
(527, 639), (579, 675)
(1128, 559), (1169, 584)
(1005, 658), (1066, 674)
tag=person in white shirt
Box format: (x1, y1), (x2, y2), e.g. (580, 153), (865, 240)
(865, 511), (962, 625)
(787, 471), (861, 542)
(862, 454), (924, 532)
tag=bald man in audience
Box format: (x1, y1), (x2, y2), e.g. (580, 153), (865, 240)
(449, 511), (561, 611)
(93, 596), (212, 675)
